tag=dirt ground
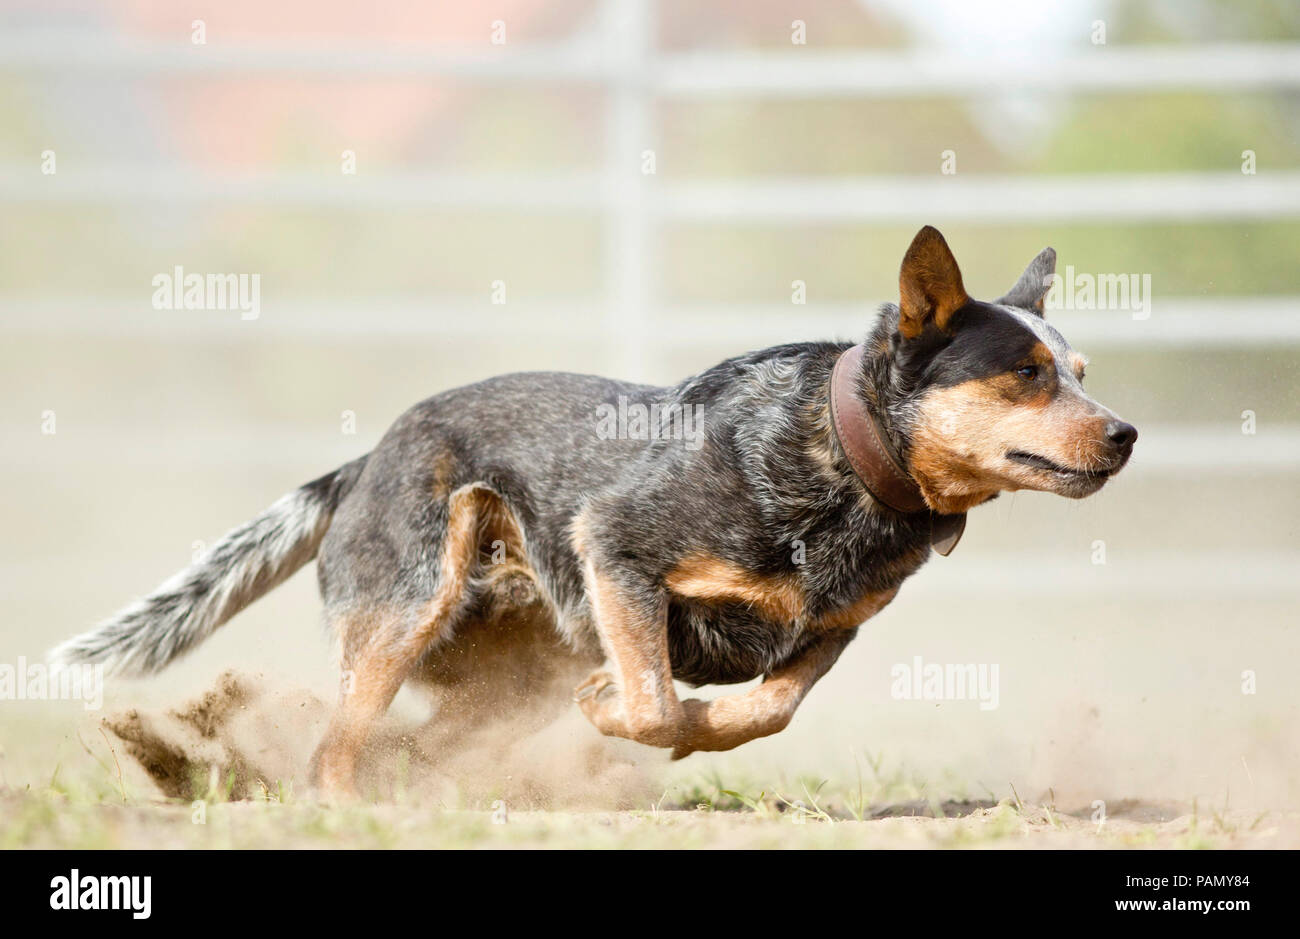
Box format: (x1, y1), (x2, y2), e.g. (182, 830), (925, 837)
(9, 794), (1295, 850)
(3, 670), (1294, 850)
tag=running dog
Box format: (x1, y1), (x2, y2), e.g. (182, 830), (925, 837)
(53, 226), (1137, 798)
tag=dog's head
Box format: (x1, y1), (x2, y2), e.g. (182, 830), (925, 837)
(880, 226), (1137, 515)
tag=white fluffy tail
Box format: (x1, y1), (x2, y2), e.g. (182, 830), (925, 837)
(50, 458), (366, 676)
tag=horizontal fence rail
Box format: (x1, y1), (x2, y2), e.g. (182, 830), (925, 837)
(2, 297), (1297, 347)
(5, 168), (1299, 222)
(5, 33), (1300, 95)
(657, 43), (1300, 96)
(5, 9), (1297, 378)
(657, 174), (1300, 222)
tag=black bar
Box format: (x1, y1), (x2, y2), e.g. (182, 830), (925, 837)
(6, 849), (1284, 924)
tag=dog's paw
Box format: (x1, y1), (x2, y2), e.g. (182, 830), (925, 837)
(573, 670), (622, 735)
(573, 670), (617, 704)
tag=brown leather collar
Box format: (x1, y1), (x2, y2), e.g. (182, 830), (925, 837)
(828, 343), (966, 556)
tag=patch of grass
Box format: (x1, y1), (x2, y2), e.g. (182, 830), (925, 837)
(665, 751), (950, 821)
(1, 745), (1294, 849)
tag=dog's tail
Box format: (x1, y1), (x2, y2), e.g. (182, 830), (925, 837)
(49, 456), (368, 677)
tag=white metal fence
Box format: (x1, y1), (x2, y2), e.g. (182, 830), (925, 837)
(3, 5), (1299, 358)
(2, 5), (1296, 587)
(3, 7), (1300, 350)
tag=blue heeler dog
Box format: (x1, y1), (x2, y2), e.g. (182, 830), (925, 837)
(53, 227), (1137, 798)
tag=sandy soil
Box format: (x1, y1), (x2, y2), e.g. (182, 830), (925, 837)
(3, 670), (1293, 850)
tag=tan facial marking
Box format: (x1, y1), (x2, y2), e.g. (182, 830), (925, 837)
(665, 554), (805, 624)
(1029, 340), (1056, 369)
(960, 341), (1056, 408)
(909, 371), (1110, 513)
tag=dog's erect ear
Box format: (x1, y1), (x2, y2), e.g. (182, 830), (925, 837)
(898, 226), (969, 339)
(996, 247), (1056, 315)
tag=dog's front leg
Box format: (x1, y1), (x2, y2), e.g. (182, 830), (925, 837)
(671, 629), (855, 759)
(574, 563), (684, 749)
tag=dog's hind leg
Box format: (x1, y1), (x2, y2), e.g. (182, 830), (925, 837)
(414, 559), (595, 746)
(309, 484), (491, 799)
(308, 611), (424, 799)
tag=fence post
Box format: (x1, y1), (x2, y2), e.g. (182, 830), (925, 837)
(603, 0), (654, 381)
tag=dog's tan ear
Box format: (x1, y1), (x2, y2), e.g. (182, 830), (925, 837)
(898, 226), (969, 339)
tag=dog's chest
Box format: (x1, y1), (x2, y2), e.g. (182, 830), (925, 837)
(661, 553), (904, 685)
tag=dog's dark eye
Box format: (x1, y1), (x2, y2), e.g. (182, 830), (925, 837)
(1016, 365), (1038, 381)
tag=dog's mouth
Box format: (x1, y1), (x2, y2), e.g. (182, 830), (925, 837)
(1005, 450), (1114, 479)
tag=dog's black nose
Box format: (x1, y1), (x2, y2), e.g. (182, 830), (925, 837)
(1106, 420), (1138, 449)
